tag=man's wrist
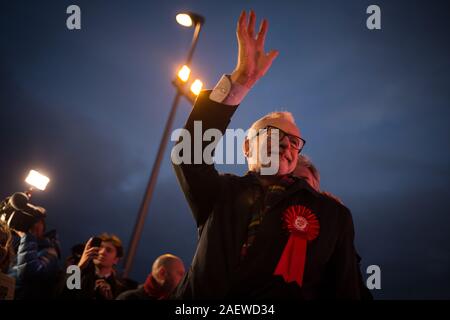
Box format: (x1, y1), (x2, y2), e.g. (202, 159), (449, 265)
(230, 70), (254, 89)
(210, 74), (251, 105)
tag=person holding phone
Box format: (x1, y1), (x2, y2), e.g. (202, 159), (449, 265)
(59, 233), (132, 300)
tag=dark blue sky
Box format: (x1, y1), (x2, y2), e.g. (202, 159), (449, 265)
(1, 0), (449, 299)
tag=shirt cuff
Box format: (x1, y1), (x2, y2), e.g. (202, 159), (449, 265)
(209, 74), (250, 105)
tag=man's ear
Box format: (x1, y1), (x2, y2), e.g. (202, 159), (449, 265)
(243, 137), (250, 158)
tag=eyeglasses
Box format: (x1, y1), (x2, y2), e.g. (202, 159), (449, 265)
(249, 125), (306, 154)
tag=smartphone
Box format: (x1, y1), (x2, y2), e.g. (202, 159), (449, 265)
(91, 237), (102, 248)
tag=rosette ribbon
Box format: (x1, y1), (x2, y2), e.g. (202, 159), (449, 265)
(274, 205), (320, 287)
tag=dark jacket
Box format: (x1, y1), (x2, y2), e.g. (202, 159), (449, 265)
(172, 90), (368, 300)
(9, 232), (61, 299)
(58, 262), (129, 300)
(116, 285), (156, 300)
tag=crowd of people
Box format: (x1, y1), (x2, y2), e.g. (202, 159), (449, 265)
(0, 216), (186, 300)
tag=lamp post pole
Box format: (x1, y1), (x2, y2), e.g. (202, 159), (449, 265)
(123, 18), (204, 278)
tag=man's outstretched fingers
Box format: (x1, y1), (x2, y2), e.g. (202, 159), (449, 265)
(266, 50), (279, 62)
(257, 19), (268, 48)
(248, 10), (256, 38)
(238, 10), (247, 35)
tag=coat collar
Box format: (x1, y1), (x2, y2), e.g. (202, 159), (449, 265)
(243, 171), (320, 212)
(243, 171), (320, 197)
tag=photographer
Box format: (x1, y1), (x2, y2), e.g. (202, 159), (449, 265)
(0, 192), (61, 299)
(60, 233), (131, 300)
(9, 216), (62, 299)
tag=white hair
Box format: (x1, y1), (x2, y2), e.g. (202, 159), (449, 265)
(250, 111), (296, 131)
(262, 111), (296, 123)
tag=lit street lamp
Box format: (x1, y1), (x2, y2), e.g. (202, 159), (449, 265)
(190, 79), (203, 96)
(123, 12), (205, 277)
(172, 64), (203, 104)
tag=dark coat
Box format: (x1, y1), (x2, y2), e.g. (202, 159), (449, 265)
(172, 90), (368, 300)
(116, 285), (156, 300)
(9, 232), (61, 299)
(58, 262), (129, 300)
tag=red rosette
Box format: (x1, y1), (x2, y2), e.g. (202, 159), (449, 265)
(274, 205), (320, 287)
(283, 205), (319, 240)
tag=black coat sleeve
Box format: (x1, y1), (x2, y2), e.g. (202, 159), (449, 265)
(330, 208), (364, 299)
(172, 90), (239, 227)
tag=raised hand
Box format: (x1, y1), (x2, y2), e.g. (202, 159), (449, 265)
(231, 10), (279, 89)
(77, 237), (100, 270)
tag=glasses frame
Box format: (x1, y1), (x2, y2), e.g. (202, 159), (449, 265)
(249, 125), (306, 154)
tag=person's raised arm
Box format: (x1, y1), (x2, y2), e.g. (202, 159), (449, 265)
(173, 10), (279, 226)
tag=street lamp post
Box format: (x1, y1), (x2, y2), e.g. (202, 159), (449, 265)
(123, 12), (205, 277)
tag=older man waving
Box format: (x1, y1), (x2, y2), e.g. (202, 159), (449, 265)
(172, 10), (369, 300)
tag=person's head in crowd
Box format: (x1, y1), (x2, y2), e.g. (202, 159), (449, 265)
(28, 218), (46, 239)
(13, 216), (60, 260)
(0, 221), (14, 273)
(93, 233), (124, 272)
(77, 233), (124, 273)
(151, 254), (185, 294)
(294, 154), (320, 192)
(116, 253), (185, 300)
(244, 111), (305, 176)
(294, 155), (344, 204)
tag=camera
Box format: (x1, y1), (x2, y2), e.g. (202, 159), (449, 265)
(0, 192), (46, 232)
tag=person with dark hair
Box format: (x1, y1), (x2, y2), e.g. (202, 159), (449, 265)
(60, 233), (131, 300)
(8, 218), (61, 299)
(117, 254), (185, 300)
